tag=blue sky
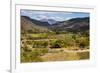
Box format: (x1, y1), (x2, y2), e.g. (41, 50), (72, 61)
(21, 9), (89, 21)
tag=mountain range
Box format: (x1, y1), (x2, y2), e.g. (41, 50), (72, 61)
(21, 16), (89, 33)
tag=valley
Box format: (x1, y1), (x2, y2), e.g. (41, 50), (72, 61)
(21, 15), (90, 63)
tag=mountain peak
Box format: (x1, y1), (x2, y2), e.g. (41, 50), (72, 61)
(47, 19), (57, 25)
(40, 18), (57, 25)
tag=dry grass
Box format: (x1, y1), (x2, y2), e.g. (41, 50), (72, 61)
(41, 49), (89, 61)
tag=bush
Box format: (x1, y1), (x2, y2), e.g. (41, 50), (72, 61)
(26, 40), (32, 45)
(50, 39), (65, 48)
(21, 49), (44, 62)
(64, 34), (76, 47)
(76, 37), (89, 48)
(22, 45), (31, 52)
(27, 30), (34, 33)
(32, 41), (48, 48)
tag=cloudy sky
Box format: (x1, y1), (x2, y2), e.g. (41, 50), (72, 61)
(21, 9), (89, 21)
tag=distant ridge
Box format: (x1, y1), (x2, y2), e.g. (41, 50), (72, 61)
(21, 16), (89, 33)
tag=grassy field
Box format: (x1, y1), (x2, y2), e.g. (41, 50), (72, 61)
(21, 32), (89, 63)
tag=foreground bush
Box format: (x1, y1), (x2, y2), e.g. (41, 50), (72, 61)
(21, 48), (43, 62)
(76, 37), (89, 48)
(21, 47), (49, 62)
(49, 39), (65, 48)
(32, 41), (48, 48)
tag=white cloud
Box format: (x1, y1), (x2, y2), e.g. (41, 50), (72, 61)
(21, 10), (89, 21)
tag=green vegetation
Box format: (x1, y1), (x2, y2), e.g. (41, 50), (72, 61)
(32, 40), (48, 48)
(50, 39), (65, 48)
(21, 31), (89, 63)
(21, 48), (49, 62)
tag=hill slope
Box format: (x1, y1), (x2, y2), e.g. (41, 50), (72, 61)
(21, 16), (89, 33)
(50, 17), (89, 32)
(21, 16), (50, 33)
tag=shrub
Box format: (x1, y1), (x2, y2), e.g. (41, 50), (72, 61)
(21, 49), (43, 62)
(72, 34), (76, 40)
(27, 30), (34, 33)
(76, 37), (89, 48)
(50, 39), (65, 48)
(26, 40), (32, 45)
(22, 45), (31, 52)
(32, 41), (48, 48)
(64, 34), (76, 47)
